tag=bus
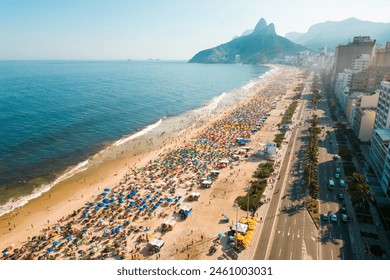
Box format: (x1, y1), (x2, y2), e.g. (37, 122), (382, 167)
(339, 179), (345, 188)
(328, 179), (335, 190)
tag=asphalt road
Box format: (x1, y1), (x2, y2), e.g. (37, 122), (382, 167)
(253, 76), (353, 260)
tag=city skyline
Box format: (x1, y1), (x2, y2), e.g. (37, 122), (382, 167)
(1, 0), (389, 60)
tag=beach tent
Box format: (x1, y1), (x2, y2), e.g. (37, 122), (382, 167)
(149, 238), (164, 253)
(162, 218), (176, 231)
(232, 222), (248, 234)
(201, 180), (212, 188)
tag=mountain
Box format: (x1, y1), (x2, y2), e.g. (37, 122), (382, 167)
(286, 17), (390, 50)
(188, 18), (305, 64)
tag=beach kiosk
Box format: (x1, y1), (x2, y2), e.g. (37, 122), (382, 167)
(149, 238), (164, 254)
(201, 179), (212, 188)
(179, 204), (192, 220)
(219, 159), (229, 168)
(161, 218), (176, 232)
(187, 191), (200, 201)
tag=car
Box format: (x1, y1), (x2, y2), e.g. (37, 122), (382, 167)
(341, 214), (348, 222)
(321, 213), (329, 221)
(338, 193), (344, 200)
(333, 155), (340, 160)
(335, 173), (340, 179)
(330, 140), (333, 144)
(330, 214), (338, 222)
(340, 207), (347, 214)
(336, 168), (341, 173)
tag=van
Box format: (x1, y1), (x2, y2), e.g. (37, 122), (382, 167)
(339, 179), (345, 187)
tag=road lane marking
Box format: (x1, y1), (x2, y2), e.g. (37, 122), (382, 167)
(279, 248), (282, 257)
(282, 231), (285, 237)
(292, 233), (295, 240)
(290, 251), (293, 260)
(331, 249), (334, 260)
(287, 227), (290, 236)
(294, 219), (296, 225)
(297, 229), (300, 238)
(285, 217), (287, 223)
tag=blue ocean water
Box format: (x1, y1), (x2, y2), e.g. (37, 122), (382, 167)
(0, 60), (269, 206)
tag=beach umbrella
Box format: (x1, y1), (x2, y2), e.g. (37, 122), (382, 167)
(245, 231), (254, 236)
(47, 247), (54, 253)
(52, 241), (59, 246)
(82, 214), (87, 219)
(129, 201), (135, 207)
(86, 209), (91, 214)
(94, 207), (100, 211)
(217, 233), (225, 238)
(104, 188), (110, 192)
(67, 237), (73, 242)
(101, 192), (108, 196)
(103, 229), (110, 234)
(125, 221), (131, 226)
(110, 198), (115, 203)
(98, 203), (105, 207)
(118, 198), (123, 203)
(252, 217), (260, 222)
(126, 194), (132, 199)
(239, 218), (248, 224)
(167, 198), (173, 203)
(103, 198), (110, 204)
(82, 230), (87, 235)
(242, 239), (250, 245)
(248, 225), (256, 230)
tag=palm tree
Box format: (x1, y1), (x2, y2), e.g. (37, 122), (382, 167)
(347, 172), (373, 212)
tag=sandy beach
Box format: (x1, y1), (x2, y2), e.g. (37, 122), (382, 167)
(0, 65), (304, 260)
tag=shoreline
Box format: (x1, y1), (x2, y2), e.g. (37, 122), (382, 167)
(0, 66), (273, 217)
(0, 65), (303, 260)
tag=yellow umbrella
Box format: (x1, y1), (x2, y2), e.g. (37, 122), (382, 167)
(246, 218), (254, 223)
(244, 235), (252, 241)
(248, 225), (256, 230)
(245, 231), (254, 236)
(242, 239), (250, 245)
(252, 217), (260, 222)
(236, 234), (245, 241)
(239, 218), (248, 223)
(147, 233), (153, 239)
(248, 221), (257, 226)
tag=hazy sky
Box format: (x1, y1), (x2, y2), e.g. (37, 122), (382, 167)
(1, 0), (389, 60)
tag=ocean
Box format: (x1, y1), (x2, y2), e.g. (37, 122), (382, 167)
(0, 60), (271, 215)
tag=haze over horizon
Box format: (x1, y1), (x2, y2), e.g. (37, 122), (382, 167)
(1, 0), (389, 60)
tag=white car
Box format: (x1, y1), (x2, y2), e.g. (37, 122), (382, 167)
(336, 168), (341, 173)
(341, 214), (348, 222)
(321, 214), (329, 221)
(335, 173), (340, 179)
(330, 214), (338, 222)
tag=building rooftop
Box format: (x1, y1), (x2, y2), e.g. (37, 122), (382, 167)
(374, 128), (390, 141)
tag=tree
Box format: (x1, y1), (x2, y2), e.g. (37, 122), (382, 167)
(347, 172), (373, 212)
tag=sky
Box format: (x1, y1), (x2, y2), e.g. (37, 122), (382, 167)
(1, 0), (389, 60)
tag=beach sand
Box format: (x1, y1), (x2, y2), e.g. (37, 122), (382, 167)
(0, 65), (304, 260)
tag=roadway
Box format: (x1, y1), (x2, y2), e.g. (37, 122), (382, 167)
(254, 75), (353, 260)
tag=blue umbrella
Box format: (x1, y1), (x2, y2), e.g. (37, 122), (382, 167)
(86, 209), (91, 214)
(150, 209), (155, 213)
(67, 237), (73, 242)
(47, 247), (54, 253)
(94, 207), (100, 211)
(126, 194), (132, 199)
(52, 241), (59, 246)
(104, 188), (110, 192)
(98, 203), (105, 207)
(119, 198), (123, 203)
(167, 198), (173, 203)
(111, 229), (116, 234)
(82, 214), (87, 219)
(103, 198), (110, 204)
(129, 201), (135, 206)
(101, 192), (108, 196)
(125, 221), (131, 225)
(105, 204), (111, 208)
(110, 198), (115, 202)
(82, 230), (87, 235)
(146, 194), (151, 198)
